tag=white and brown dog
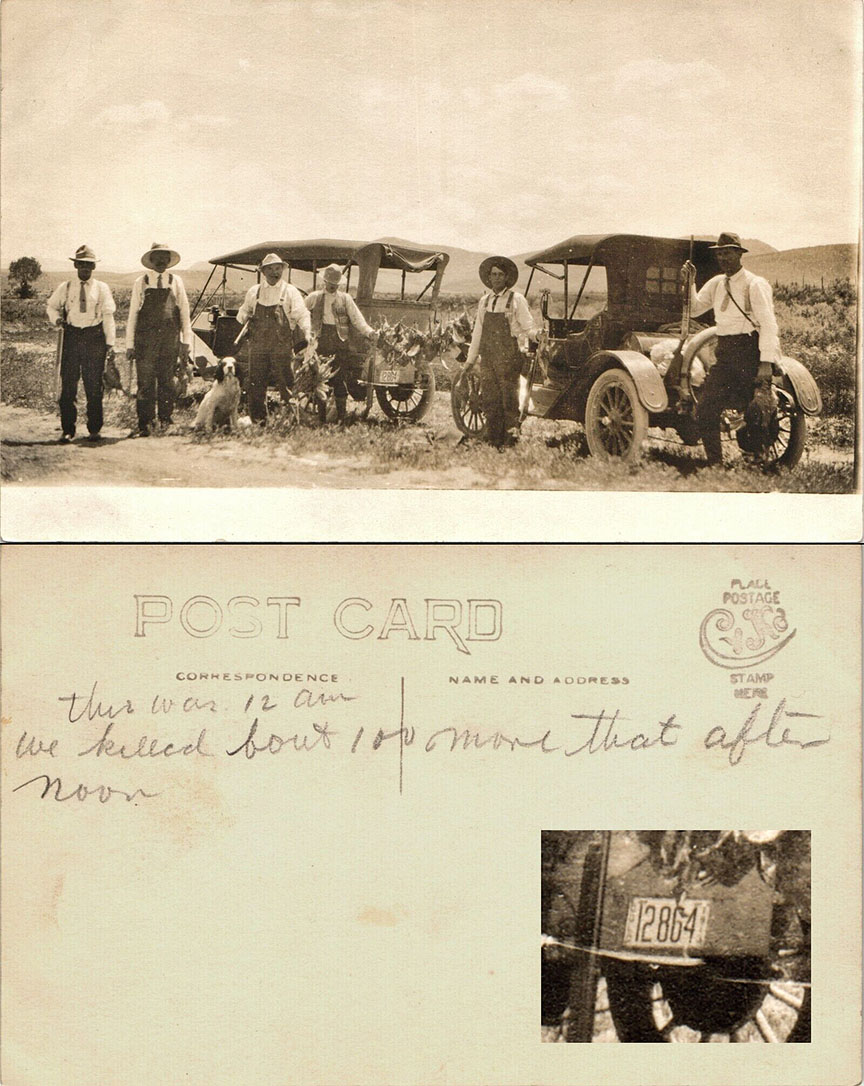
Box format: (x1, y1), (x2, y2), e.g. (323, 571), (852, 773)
(194, 357), (241, 431)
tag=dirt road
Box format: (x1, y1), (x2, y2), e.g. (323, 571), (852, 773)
(0, 403), (502, 489)
(1, 398), (854, 493)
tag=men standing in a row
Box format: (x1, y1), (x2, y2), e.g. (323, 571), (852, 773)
(235, 253), (311, 424)
(46, 245), (117, 443)
(305, 263), (378, 424)
(126, 243), (192, 437)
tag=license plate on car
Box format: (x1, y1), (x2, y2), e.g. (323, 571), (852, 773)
(377, 369), (401, 383)
(623, 897), (710, 949)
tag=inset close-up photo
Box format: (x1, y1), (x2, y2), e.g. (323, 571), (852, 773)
(542, 830), (811, 1042)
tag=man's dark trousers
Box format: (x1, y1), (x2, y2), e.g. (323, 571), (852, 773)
(696, 331), (761, 464)
(58, 325), (107, 437)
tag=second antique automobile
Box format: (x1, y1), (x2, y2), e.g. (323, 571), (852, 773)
(190, 238), (450, 421)
(542, 830), (811, 1043)
(451, 234), (822, 464)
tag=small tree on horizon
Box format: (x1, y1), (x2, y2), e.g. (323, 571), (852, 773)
(8, 256), (42, 298)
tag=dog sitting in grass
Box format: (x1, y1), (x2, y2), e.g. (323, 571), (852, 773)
(194, 357), (241, 432)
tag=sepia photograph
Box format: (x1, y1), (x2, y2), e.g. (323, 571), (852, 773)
(542, 829), (811, 1042)
(1, 0), (861, 539)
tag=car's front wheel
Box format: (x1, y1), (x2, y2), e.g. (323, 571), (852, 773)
(450, 365), (488, 438)
(584, 369), (648, 461)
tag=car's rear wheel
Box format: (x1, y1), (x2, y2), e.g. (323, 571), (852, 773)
(603, 959), (810, 1042)
(737, 393), (807, 468)
(375, 363), (435, 421)
(584, 369), (648, 461)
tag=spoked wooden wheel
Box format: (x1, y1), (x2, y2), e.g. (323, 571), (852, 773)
(450, 365), (487, 438)
(375, 363), (435, 421)
(736, 392), (807, 468)
(584, 369), (648, 461)
(603, 959), (810, 1042)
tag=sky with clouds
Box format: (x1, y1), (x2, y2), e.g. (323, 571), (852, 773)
(2, 0), (860, 268)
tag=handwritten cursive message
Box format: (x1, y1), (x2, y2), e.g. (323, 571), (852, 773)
(8, 679), (831, 805)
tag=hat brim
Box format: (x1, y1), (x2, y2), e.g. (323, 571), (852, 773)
(141, 249), (181, 270)
(479, 256), (519, 290)
(69, 255), (98, 264)
(709, 243), (748, 252)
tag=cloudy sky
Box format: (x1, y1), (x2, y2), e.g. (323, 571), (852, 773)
(2, 0), (860, 269)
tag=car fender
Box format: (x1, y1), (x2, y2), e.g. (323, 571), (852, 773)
(587, 350), (669, 413)
(777, 356), (822, 415)
(682, 326), (718, 366)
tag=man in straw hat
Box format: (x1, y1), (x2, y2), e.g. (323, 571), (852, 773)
(126, 243), (192, 437)
(235, 253), (312, 424)
(682, 232), (781, 465)
(305, 263), (378, 424)
(465, 256), (538, 447)
(46, 245), (117, 443)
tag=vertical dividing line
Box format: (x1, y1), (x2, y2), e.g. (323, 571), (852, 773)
(399, 675), (405, 796)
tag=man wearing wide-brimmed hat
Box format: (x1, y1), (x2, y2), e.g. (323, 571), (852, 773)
(46, 245), (117, 443)
(465, 256), (538, 447)
(305, 263), (377, 423)
(682, 232), (781, 465)
(126, 243), (193, 437)
(235, 253), (312, 423)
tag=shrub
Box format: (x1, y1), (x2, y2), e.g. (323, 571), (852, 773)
(8, 256), (42, 298)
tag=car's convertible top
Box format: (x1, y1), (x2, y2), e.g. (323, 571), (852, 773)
(523, 233), (717, 268)
(208, 238), (448, 275)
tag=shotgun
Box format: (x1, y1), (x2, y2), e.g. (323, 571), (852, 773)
(519, 334), (542, 425)
(666, 236), (694, 396)
(53, 323), (65, 401)
(564, 831), (611, 1042)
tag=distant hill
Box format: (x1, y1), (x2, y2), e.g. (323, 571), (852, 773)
(6, 239), (855, 305)
(743, 243), (858, 285)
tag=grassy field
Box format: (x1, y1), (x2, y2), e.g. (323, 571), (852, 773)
(2, 283), (857, 493)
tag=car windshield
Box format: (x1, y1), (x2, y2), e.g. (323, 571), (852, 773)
(371, 265), (438, 303)
(538, 265), (608, 320)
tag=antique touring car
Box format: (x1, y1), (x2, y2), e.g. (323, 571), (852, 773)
(190, 239), (449, 421)
(451, 234), (822, 464)
(542, 830), (811, 1042)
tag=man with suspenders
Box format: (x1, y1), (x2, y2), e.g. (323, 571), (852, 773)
(465, 256), (538, 447)
(305, 263), (378, 424)
(235, 253), (312, 424)
(46, 245), (117, 443)
(126, 243), (192, 437)
(683, 232), (781, 465)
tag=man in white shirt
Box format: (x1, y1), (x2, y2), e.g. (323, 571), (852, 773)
(466, 256), (538, 447)
(235, 253), (312, 423)
(125, 243), (192, 437)
(46, 245), (117, 443)
(683, 232), (781, 465)
(305, 263), (377, 423)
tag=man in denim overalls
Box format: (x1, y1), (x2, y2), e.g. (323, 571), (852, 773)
(126, 243), (192, 437)
(235, 253), (311, 424)
(465, 256), (537, 447)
